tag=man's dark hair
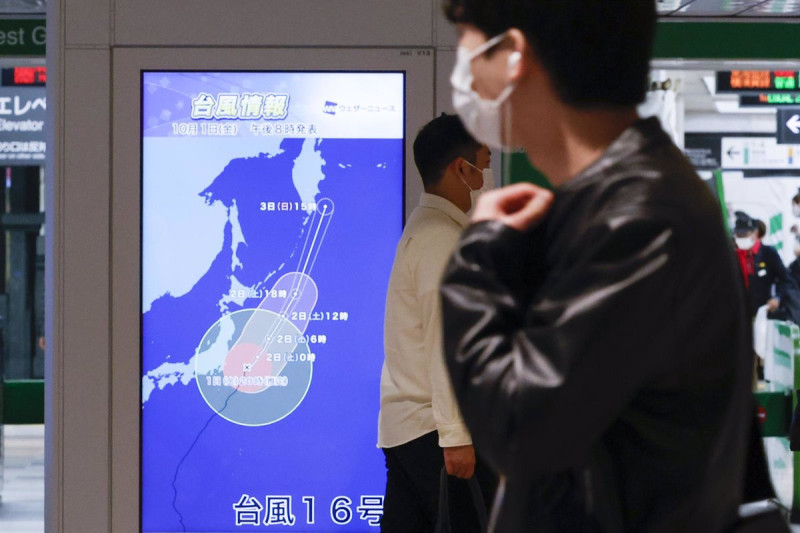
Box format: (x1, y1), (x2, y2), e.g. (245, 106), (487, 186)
(443, 0), (657, 109)
(413, 113), (481, 189)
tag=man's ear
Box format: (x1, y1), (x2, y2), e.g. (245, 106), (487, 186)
(449, 157), (467, 180)
(507, 28), (533, 83)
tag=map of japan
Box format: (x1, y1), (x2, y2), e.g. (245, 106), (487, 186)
(141, 71), (403, 532)
(196, 199), (334, 426)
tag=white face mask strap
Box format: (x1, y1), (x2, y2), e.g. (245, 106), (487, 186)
(463, 159), (482, 172)
(458, 173), (478, 192)
(464, 32), (516, 109)
(459, 159), (480, 190)
(503, 88), (512, 156)
(467, 32), (509, 61)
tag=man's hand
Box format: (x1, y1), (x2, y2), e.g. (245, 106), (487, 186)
(768, 298), (780, 312)
(443, 445), (476, 479)
(472, 183), (554, 231)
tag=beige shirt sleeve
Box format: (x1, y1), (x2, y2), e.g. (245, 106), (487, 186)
(415, 236), (472, 448)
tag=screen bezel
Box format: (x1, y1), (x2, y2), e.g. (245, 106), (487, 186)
(111, 47), (435, 533)
(139, 68), (406, 530)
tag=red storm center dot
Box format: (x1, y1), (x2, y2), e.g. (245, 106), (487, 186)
(223, 342), (273, 393)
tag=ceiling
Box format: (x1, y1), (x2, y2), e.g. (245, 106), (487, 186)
(0, 1), (798, 17)
(678, 70), (743, 114)
(658, 0), (800, 17)
(0, 0), (43, 13)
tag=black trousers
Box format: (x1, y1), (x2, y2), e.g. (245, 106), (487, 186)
(380, 431), (497, 533)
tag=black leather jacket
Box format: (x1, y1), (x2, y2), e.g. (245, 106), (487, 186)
(441, 118), (753, 532)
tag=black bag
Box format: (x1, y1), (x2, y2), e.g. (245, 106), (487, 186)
(789, 389), (800, 451)
(726, 411), (791, 532)
(435, 467), (489, 533)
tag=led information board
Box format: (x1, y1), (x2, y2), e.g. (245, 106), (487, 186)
(717, 70), (800, 93)
(1, 66), (45, 86)
(739, 93), (800, 107)
(141, 71), (405, 532)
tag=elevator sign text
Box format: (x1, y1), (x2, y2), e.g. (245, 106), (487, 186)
(0, 87), (45, 161)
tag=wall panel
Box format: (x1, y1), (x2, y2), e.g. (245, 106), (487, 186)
(436, 50), (455, 115)
(65, 0), (110, 46)
(435, 2), (458, 48)
(61, 48), (111, 533)
(114, 0), (434, 47)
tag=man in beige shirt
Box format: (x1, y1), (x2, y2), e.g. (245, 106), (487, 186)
(378, 113), (495, 532)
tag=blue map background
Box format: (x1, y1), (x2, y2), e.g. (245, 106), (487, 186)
(142, 136), (403, 532)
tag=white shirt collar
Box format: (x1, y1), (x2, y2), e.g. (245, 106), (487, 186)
(419, 192), (471, 229)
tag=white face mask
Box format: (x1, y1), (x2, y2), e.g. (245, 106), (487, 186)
(462, 160), (495, 210)
(793, 204), (800, 218)
(481, 167), (496, 191)
(735, 237), (755, 250)
(451, 32), (519, 150)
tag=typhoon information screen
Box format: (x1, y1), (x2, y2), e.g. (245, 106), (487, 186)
(141, 71), (404, 532)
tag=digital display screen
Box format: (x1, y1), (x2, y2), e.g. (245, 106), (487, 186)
(739, 92), (800, 107)
(717, 70), (800, 93)
(1, 66), (45, 86)
(141, 71), (405, 532)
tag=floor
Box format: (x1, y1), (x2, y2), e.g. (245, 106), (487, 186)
(0, 425), (45, 533)
(1, 425), (800, 533)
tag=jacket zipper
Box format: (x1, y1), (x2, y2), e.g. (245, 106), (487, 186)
(583, 468), (595, 516)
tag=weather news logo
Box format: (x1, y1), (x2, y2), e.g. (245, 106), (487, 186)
(323, 101), (338, 115)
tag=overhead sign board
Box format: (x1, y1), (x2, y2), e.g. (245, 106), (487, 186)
(778, 109), (800, 145)
(684, 133), (723, 170)
(0, 19), (45, 57)
(721, 136), (800, 169)
(717, 70), (800, 93)
(0, 86), (45, 162)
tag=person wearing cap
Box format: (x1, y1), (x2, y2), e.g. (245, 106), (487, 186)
(733, 210), (793, 321)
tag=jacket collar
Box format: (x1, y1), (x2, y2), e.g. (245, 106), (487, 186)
(560, 116), (666, 192)
(419, 192), (471, 229)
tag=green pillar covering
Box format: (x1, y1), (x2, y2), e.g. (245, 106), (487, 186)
(503, 150), (552, 189)
(2, 379), (44, 424)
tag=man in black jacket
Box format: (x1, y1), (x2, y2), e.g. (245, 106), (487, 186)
(439, 1), (763, 532)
